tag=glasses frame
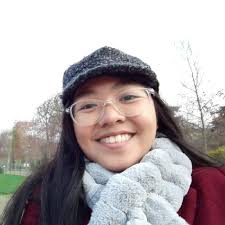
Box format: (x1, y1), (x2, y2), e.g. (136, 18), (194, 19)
(65, 87), (155, 126)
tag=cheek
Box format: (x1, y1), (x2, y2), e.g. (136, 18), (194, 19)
(135, 105), (157, 144)
(139, 102), (157, 129)
(138, 115), (157, 139)
(74, 126), (92, 153)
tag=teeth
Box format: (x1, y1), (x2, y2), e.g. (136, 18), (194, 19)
(100, 134), (132, 144)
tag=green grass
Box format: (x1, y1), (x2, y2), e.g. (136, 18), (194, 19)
(0, 174), (26, 194)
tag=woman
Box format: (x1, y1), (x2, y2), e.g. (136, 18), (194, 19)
(1, 46), (225, 225)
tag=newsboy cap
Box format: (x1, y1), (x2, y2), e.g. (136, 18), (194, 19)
(62, 46), (159, 106)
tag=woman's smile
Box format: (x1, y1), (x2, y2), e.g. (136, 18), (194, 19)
(97, 133), (134, 150)
(98, 133), (133, 144)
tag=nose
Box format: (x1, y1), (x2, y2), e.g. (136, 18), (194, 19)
(97, 102), (126, 127)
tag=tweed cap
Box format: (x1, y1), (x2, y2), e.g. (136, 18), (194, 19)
(62, 46), (159, 106)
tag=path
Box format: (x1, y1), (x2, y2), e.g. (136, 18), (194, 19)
(0, 195), (11, 217)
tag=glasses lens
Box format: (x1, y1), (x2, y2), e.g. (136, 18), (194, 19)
(71, 100), (102, 126)
(115, 88), (149, 117)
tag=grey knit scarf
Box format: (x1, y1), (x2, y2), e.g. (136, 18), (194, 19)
(83, 138), (192, 225)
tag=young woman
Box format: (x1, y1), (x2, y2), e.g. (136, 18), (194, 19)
(1, 47), (225, 225)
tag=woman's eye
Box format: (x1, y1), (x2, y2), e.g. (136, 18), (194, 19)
(78, 103), (97, 111)
(120, 95), (139, 102)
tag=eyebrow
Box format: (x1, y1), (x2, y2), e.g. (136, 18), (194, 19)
(74, 89), (96, 99)
(74, 79), (138, 100)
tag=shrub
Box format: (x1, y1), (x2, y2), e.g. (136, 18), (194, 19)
(208, 146), (225, 164)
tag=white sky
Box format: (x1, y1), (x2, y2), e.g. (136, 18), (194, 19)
(0, 0), (225, 132)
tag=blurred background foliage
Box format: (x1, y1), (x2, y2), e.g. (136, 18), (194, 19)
(0, 42), (225, 177)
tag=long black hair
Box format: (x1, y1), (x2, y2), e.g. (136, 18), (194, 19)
(0, 85), (222, 225)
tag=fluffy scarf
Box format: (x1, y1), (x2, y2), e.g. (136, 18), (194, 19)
(83, 138), (192, 225)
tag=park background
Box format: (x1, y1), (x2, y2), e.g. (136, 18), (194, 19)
(1, 0), (225, 216)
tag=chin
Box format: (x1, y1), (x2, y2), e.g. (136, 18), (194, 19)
(103, 161), (137, 172)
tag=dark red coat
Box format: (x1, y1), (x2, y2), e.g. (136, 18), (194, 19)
(20, 167), (225, 225)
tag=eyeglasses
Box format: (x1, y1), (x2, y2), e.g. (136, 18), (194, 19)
(65, 87), (155, 126)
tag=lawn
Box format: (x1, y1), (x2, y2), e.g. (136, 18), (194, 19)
(0, 174), (26, 194)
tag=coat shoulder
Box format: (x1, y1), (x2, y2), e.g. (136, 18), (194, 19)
(192, 166), (225, 187)
(179, 167), (225, 225)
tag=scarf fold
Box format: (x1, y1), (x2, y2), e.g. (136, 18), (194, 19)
(83, 138), (192, 225)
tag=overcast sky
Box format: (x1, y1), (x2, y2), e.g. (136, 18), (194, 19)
(0, 0), (225, 132)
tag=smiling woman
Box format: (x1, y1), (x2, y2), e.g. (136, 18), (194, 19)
(1, 47), (225, 225)
(73, 77), (157, 172)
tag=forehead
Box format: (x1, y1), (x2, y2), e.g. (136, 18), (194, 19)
(74, 75), (143, 98)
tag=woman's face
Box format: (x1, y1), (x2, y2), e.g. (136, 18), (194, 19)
(73, 76), (157, 171)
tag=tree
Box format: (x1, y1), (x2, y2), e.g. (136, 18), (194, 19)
(13, 121), (35, 162)
(8, 126), (16, 170)
(169, 105), (203, 148)
(0, 130), (12, 160)
(32, 94), (63, 162)
(210, 106), (225, 147)
(177, 41), (223, 152)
